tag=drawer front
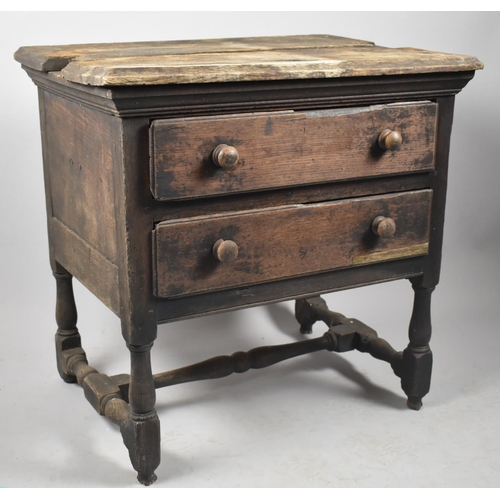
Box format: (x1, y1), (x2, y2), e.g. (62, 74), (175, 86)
(153, 190), (432, 298)
(150, 102), (437, 201)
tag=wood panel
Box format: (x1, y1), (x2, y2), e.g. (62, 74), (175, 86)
(156, 257), (426, 323)
(43, 91), (119, 263)
(60, 46), (483, 87)
(15, 36), (482, 87)
(154, 190), (432, 298)
(14, 35), (373, 72)
(150, 102), (437, 200)
(51, 217), (120, 314)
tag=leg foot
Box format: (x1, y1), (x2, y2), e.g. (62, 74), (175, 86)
(407, 396), (423, 411)
(121, 410), (161, 486)
(137, 472), (158, 486)
(124, 343), (161, 485)
(299, 323), (314, 335)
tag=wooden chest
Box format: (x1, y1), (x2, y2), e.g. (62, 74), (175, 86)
(15, 35), (482, 485)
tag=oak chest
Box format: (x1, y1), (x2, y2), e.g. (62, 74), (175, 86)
(15, 35), (482, 485)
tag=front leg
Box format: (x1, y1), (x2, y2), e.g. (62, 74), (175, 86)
(121, 341), (161, 486)
(401, 277), (434, 410)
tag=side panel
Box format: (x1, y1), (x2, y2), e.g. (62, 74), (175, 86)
(39, 89), (120, 313)
(43, 91), (118, 263)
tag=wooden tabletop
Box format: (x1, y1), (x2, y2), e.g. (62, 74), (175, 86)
(14, 35), (483, 87)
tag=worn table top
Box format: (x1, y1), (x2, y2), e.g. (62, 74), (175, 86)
(14, 34), (483, 87)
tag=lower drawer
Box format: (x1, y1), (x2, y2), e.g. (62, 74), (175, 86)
(153, 190), (432, 298)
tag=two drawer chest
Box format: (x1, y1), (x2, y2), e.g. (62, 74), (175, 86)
(15, 35), (482, 485)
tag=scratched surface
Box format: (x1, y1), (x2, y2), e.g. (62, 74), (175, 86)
(15, 35), (483, 86)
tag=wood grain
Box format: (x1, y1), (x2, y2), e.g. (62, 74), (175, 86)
(51, 217), (120, 314)
(14, 35), (373, 71)
(54, 47), (486, 86)
(15, 36), (482, 86)
(156, 257), (426, 323)
(43, 91), (118, 263)
(151, 102), (437, 200)
(24, 64), (477, 121)
(113, 117), (159, 346)
(16, 32), (482, 485)
(153, 190), (431, 298)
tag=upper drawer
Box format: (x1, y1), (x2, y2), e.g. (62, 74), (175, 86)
(153, 189), (432, 298)
(150, 102), (437, 201)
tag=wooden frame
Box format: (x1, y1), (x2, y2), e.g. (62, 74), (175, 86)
(16, 36), (480, 485)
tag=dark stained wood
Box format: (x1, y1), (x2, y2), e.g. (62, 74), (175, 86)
(15, 34), (482, 486)
(108, 306), (403, 391)
(109, 306), (402, 392)
(25, 65), (476, 119)
(111, 115), (161, 483)
(295, 296), (346, 334)
(150, 102), (437, 200)
(295, 296), (403, 371)
(54, 263), (82, 383)
(113, 117), (158, 346)
(150, 173), (433, 223)
(38, 89), (58, 271)
(156, 257), (426, 324)
(124, 343), (160, 486)
(154, 190), (431, 298)
(154, 332), (338, 388)
(421, 96), (455, 289)
(402, 278), (435, 410)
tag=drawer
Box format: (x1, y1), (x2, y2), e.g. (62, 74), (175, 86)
(150, 102), (437, 201)
(153, 189), (432, 298)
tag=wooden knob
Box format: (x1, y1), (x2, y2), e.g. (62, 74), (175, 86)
(212, 144), (239, 168)
(372, 216), (396, 238)
(213, 239), (239, 263)
(378, 129), (403, 151)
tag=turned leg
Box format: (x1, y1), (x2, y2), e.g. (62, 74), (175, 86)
(401, 278), (434, 410)
(54, 263), (86, 383)
(120, 342), (161, 486)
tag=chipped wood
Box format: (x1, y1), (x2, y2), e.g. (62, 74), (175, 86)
(150, 102), (437, 201)
(353, 243), (429, 266)
(15, 36), (482, 86)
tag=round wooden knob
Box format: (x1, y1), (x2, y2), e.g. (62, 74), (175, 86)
(372, 216), (396, 238)
(212, 144), (239, 168)
(378, 129), (403, 151)
(213, 239), (239, 263)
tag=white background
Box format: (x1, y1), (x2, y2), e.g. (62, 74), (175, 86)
(0, 11), (499, 488)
